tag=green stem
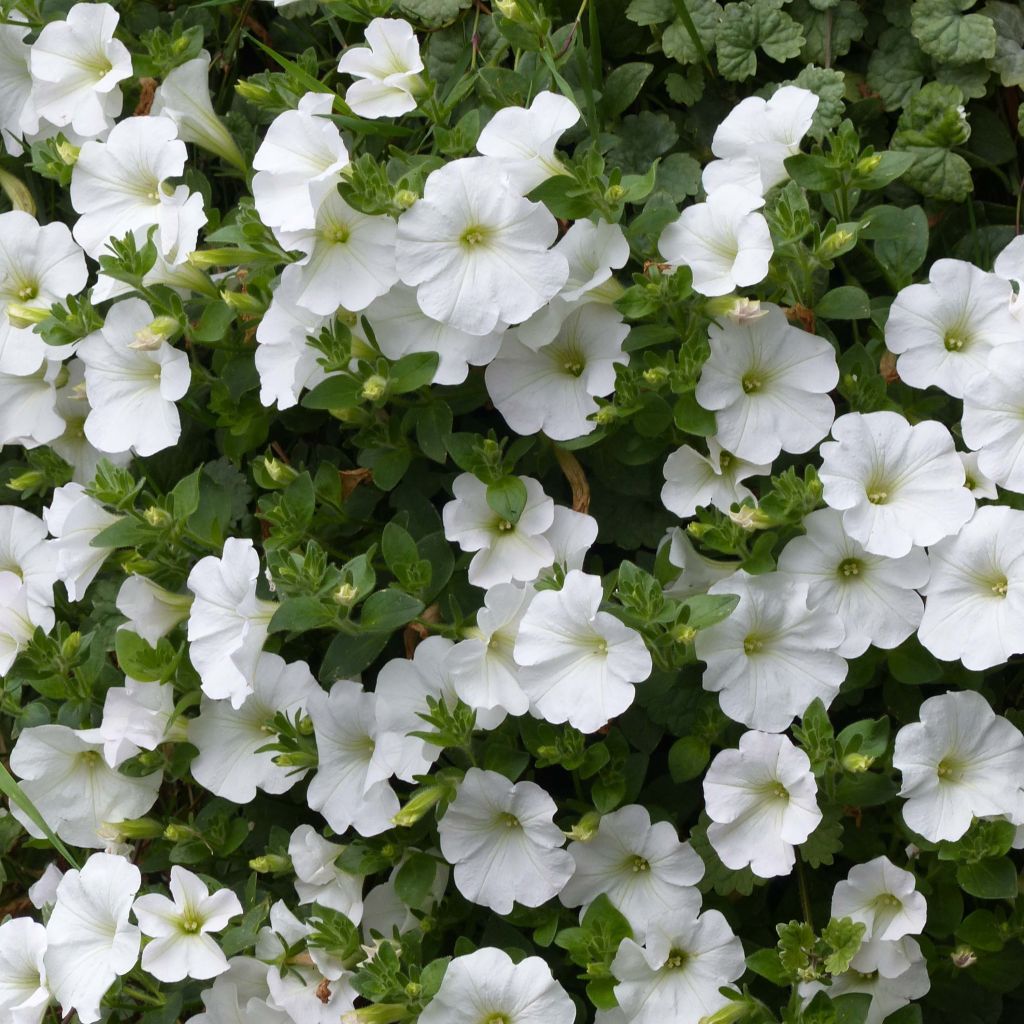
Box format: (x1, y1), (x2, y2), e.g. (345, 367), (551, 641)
(671, 0), (715, 78)
(795, 849), (814, 930)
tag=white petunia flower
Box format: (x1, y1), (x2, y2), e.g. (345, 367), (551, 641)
(557, 218), (631, 303)
(819, 411), (975, 558)
(831, 855), (927, 943)
(0, 572), (38, 677)
(885, 259), (1020, 397)
(133, 867), (242, 983)
(711, 85), (819, 193)
(396, 157), (569, 336)
(663, 528), (740, 599)
(186, 537), (278, 707)
(44, 853), (141, 1024)
(188, 652), (320, 803)
(0, 505), (56, 628)
(486, 302), (628, 440)
(275, 191), (398, 315)
(963, 343), (1024, 492)
(152, 51), (246, 171)
(438, 768), (573, 913)
(43, 482), (118, 602)
(0, 210), (87, 375)
(661, 439), (770, 518)
(0, 358), (64, 449)
(96, 678), (182, 768)
(419, 947), (575, 1024)
(994, 233), (1024, 317)
(561, 804), (703, 939)
(893, 689), (1024, 842)
(77, 298), (191, 456)
(695, 303), (838, 463)
(543, 505), (599, 574)
(186, 955), (289, 1024)
(0, 917), (49, 1024)
(611, 907), (746, 1024)
(959, 449), (999, 499)
(116, 574), (192, 645)
(696, 571), (846, 732)
(337, 18), (423, 119)
(476, 91), (580, 194)
(778, 507), (929, 657)
(701, 155), (765, 203)
(918, 505), (1024, 670)
(29, 864), (64, 911)
(253, 93), (349, 232)
(29, 2), (132, 139)
(360, 854), (448, 941)
(447, 582), (534, 718)
(0, 22), (37, 155)
(288, 825), (363, 920)
(704, 730), (822, 878)
(514, 569), (652, 733)
(443, 473), (554, 589)
(659, 185), (773, 297)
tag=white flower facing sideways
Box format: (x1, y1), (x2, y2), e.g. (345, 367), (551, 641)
(659, 184), (773, 297)
(695, 571), (846, 733)
(396, 157), (569, 336)
(611, 906), (746, 1024)
(661, 438), (771, 518)
(418, 947), (575, 1024)
(44, 482), (119, 601)
(832, 856), (927, 948)
(0, 357), (65, 449)
(962, 342), (1024, 492)
(777, 507), (929, 657)
(514, 569), (652, 733)
(695, 303), (838, 463)
(77, 298), (191, 456)
(892, 689), (1024, 842)
(44, 853), (141, 1024)
(918, 505), (1024, 670)
(29, 2), (132, 138)
(438, 767), (573, 914)
(0, 917), (48, 1024)
(885, 258), (1021, 398)
(485, 302), (629, 441)
(704, 730), (822, 878)
(476, 90), (580, 194)
(337, 17), (424, 119)
(116, 574), (192, 645)
(186, 537), (278, 707)
(96, 677), (182, 768)
(0, 505), (57, 628)
(0, 571), (40, 677)
(819, 411), (975, 558)
(133, 867), (242, 983)
(288, 824), (364, 920)
(0, 23), (37, 156)
(442, 473), (554, 588)
(561, 804), (704, 939)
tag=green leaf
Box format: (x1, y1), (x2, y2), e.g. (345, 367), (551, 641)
(822, 916), (866, 975)
(817, 286), (871, 320)
(662, 1), (723, 65)
(382, 522), (419, 574)
(394, 851), (438, 907)
(785, 153), (844, 191)
(792, 0), (866, 66)
(655, 152), (702, 201)
(389, 352), (439, 394)
(668, 735), (710, 782)
(397, 0), (473, 28)
(358, 589), (424, 633)
(269, 597), (335, 634)
(800, 809), (845, 868)
(627, 0), (675, 25)
(956, 857), (1019, 900)
(485, 476), (529, 526)
(984, 2), (1024, 86)
(0, 761), (80, 869)
(746, 946), (790, 985)
(853, 150), (917, 190)
(601, 62), (654, 118)
(867, 29), (930, 110)
(911, 0), (997, 65)
(115, 630), (178, 683)
(862, 205), (929, 288)
(170, 466), (203, 521)
(833, 993), (873, 1024)
(683, 593), (738, 629)
(716, 0), (805, 81)
(302, 375), (363, 410)
(413, 402), (453, 464)
(320, 631), (390, 680)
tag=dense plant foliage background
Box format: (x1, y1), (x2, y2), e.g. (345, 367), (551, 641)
(1, 0), (1024, 1022)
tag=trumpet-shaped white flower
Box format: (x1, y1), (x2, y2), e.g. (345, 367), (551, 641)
(695, 303), (838, 463)
(443, 473), (555, 589)
(365, 283), (504, 385)
(0, 505), (56, 628)
(0, 211), (87, 375)
(43, 482), (118, 602)
(0, 359), (64, 449)
(439, 768), (573, 913)
(711, 85), (819, 192)
(44, 853), (141, 1024)
(397, 157), (569, 336)
(419, 947), (575, 1024)
(337, 18), (423, 119)
(70, 116), (205, 261)
(152, 51), (246, 171)
(28, 864), (64, 911)
(476, 91), (580, 194)
(9, 723), (161, 848)
(515, 569), (652, 733)
(187, 956), (289, 1024)
(0, 572), (38, 676)
(133, 867), (242, 983)
(77, 298), (191, 456)
(663, 528), (739, 599)
(885, 259), (1020, 397)
(447, 582), (534, 718)
(701, 155), (765, 203)
(557, 218), (631, 303)
(696, 571), (846, 732)
(893, 690), (1024, 842)
(186, 537), (278, 707)
(0, 917), (49, 1024)
(960, 449), (999, 499)
(832, 856), (927, 943)
(288, 825), (363, 920)
(275, 191), (398, 315)
(485, 302), (629, 441)
(611, 907), (746, 1024)
(659, 185), (773, 296)
(778, 508), (929, 657)
(252, 93), (349, 232)
(543, 505), (599, 575)
(819, 411), (975, 558)
(704, 730), (822, 877)
(963, 343), (1024, 492)
(0, 23), (37, 155)
(96, 678), (181, 768)
(561, 804), (703, 939)
(116, 575), (192, 645)
(661, 440), (770, 518)
(188, 652), (320, 803)
(29, 3), (132, 139)
(918, 506), (1024, 670)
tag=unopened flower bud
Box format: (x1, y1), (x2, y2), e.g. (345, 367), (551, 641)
(392, 782), (450, 827)
(642, 366), (670, 386)
(841, 752), (874, 773)
(394, 189), (418, 209)
(699, 997), (754, 1024)
(143, 505), (173, 528)
(494, 0), (525, 19)
(163, 823), (194, 842)
(220, 289), (265, 315)
(855, 153), (882, 176)
(673, 624), (698, 645)
(595, 406), (618, 425)
(728, 505), (772, 531)
(235, 80), (273, 104)
(361, 375), (388, 402)
(0, 168), (35, 215)
(341, 1005), (410, 1024)
(132, 316), (180, 350)
(817, 229), (855, 259)
(115, 817), (166, 839)
(249, 853), (293, 874)
(951, 944), (977, 969)
(263, 457), (298, 485)
(6, 303), (49, 329)
(605, 184), (626, 203)
(56, 139), (80, 166)
(6, 470), (45, 493)
(567, 811), (601, 842)
(334, 582), (359, 605)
